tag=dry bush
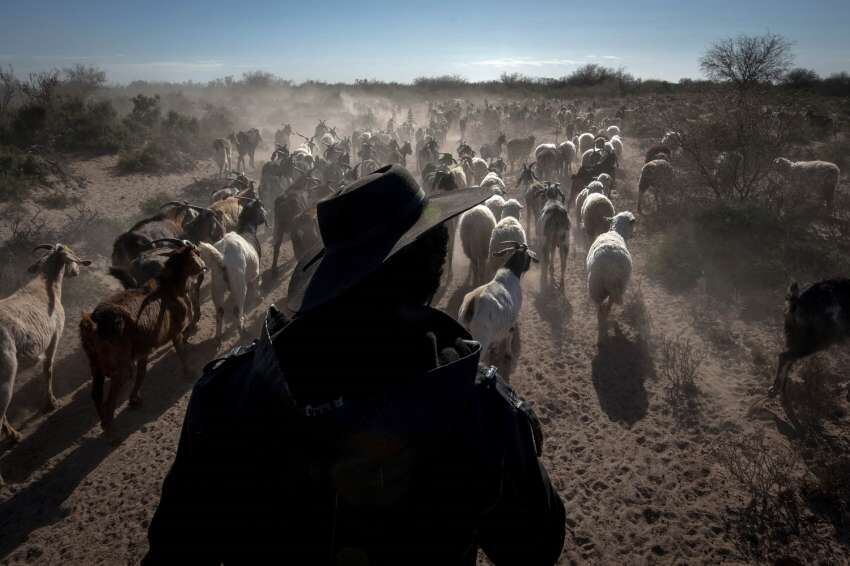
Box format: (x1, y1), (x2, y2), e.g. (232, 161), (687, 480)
(139, 190), (176, 217)
(713, 432), (802, 544)
(658, 334), (706, 416)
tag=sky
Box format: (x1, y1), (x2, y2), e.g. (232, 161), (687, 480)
(1, 0), (849, 85)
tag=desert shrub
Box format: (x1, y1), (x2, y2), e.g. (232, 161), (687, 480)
(53, 98), (123, 152)
(0, 205), (55, 296)
(0, 145), (52, 202)
(199, 104), (236, 143)
(713, 432), (801, 546)
(34, 188), (81, 209)
(138, 190), (176, 217)
(117, 140), (195, 174)
(658, 335), (706, 417)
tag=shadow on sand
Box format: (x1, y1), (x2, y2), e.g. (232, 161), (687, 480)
(591, 322), (652, 426)
(0, 338), (219, 559)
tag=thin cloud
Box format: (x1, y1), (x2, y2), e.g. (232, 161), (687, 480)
(467, 57), (581, 68)
(601, 55), (622, 60)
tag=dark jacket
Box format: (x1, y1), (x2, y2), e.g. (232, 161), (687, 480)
(143, 305), (565, 565)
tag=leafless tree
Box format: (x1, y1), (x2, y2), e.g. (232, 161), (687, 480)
(0, 65), (20, 124)
(700, 33), (794, 91)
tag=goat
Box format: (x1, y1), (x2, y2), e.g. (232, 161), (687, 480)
(0, 245), (91, 444)
(458, 242), (538, 380)
(212, 138), (232, 177)
(111, 202), (197, 269)
(229, 128), (262, 171)
(538, 184), (570, 289)
(506, 135), (535, 172)
(80, 240), (205, 433)
(771, 279), (850, 403)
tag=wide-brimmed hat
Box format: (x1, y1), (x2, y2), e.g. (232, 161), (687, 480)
(287, 164), (489, 315)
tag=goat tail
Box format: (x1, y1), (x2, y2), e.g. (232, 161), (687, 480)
(79, 312), (100, 351)
(108, 266), (139, 290)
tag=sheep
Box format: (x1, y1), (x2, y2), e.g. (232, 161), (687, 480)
(0, 244), (91, 444)
(586, 212), (637, 341)
(575, 180), (605, 222)
(770, 279), (850, 403)
(534, 144), (560, 181)
(212, 138), (232, 177)
(606, 125), (621, 138)
(577, 132), (596, 157)
(480, 171), (506, 195)
(488, 216), (527, 278)
(637, 159), (675, 213)
(609, 135), (623, 159)
(459, 205), (498, 287)
(80, 240), (206, 434)
(484, 194), (506, 221)
(538, 185), (570, 288)
(198, 232), (261, 345)
(470, 156), (490, 185)
(595, 173), (613, 196)
(557, 140), (576, 175)
(501, 198), (524, 222)
(771, 158), (840, 210)
(458, 243), (538, 379)
(581, 192), (616, 246)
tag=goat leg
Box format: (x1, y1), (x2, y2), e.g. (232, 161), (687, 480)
(128, 356), (148, 408)
(769, 352), (795, 398)
(173, 335), (192, 378)
(42, 331), (61, 412)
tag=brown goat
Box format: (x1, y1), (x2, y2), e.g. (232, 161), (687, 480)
(210, 196), (243, 232)
(80, 240), (205, 434)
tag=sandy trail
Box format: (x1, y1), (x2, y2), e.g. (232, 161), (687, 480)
(1, 139), (848, 565)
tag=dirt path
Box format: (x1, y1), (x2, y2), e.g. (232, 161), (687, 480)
(1, 140), (848, 565)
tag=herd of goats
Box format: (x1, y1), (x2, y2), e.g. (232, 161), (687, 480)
(0, 99), (848, 485)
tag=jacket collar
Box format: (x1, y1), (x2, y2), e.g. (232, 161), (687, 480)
(247, 305), (482, 415)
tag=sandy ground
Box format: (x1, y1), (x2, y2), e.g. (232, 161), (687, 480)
(1, 137), (848, 565)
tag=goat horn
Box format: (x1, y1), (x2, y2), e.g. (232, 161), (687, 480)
(33, 244), (56, 253)
(160, 201), (189, 209)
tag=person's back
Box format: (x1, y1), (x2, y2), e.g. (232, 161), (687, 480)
(143, 165), (566, 565)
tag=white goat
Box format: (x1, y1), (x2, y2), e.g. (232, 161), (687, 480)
(459, 205), (497, 287)
(458, 243), (537, 378)
(198, 233), (260, 345)
(0, 244), (90, 444)
(586, 212), (637, 341)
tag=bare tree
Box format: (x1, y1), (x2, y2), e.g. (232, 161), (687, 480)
(700, 33), (793, 91)
(0, 65), (20, 125)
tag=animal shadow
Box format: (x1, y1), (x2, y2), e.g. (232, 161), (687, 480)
(591, 322), (652, 426)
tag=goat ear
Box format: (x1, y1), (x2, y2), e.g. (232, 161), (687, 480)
(77, 259), (93, 266)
